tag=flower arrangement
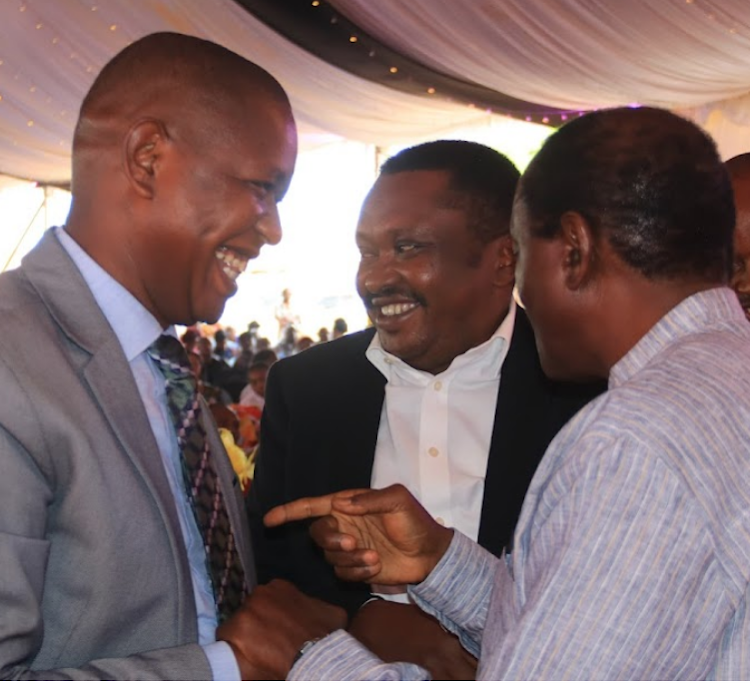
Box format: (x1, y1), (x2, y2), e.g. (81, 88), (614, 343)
(219, 427), (255, 495)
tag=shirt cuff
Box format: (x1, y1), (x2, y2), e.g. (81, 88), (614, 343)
(204, 640), (241, 681)
(290, 629), (428, 680)
(408, 530), (499, 657)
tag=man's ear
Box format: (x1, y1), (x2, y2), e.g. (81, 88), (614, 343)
(491, 234), (516, 287)
(124, 119), (167, 199)
(559, 211), (595, 290)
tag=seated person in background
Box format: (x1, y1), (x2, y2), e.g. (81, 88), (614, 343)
(198, 335), (229, 387)
(249, 140), (605, 679)
(255, 336), (272, 352)
(253, 348), (278, 367)
(235, 359), (274, 466)
(238, 106), (750, 682)
(725, 153), (750, 321)
(180, 327), (201, 355)
(213, 329), (234, 363)
(239, 361), (270, 411)
(224, 326), (240, 359)
(276, 324), (298, 359)
(296, 336), (314, 353)
(233, 331), (255, 374)
(331, 317), (348, 339)
(196, 337), (232, 405)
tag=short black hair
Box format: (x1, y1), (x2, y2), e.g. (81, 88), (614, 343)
(333, 317), (348, 334)
(519, 107), (734, 282)
(248, 361), (270, 375)
(253, 348), (278, 366)
(380, 140), (520, 243)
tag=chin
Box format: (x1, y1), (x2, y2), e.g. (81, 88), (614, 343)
(193, 300), (228, 325)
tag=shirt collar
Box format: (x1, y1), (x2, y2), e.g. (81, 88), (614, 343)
(609, 287), (744, 388)
(366, 299), (516, 385)
(56, 226), (169, 361)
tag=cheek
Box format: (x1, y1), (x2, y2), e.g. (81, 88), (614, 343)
(355, 263), (367, 296)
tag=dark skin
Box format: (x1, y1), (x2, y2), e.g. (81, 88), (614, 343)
(348, 599), (478, 680)
(258, 202), (724, 677)
(264, 485), (453, 586)
(262, 486), (461, 679)
(509, 203), (717, 382)
(338, 168), (514, 677)
(60, 33), (331, 681)
(356, 170), (515, 375)
(217, 579), (347, 680)
(66, 43), (297, 329)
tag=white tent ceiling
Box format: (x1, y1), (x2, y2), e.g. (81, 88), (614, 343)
(1, 0), (750, 185)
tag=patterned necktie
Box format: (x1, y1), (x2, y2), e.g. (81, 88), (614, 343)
(148, 334), (247, 622)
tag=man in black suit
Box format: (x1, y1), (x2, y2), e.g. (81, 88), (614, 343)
(249, 140), (604, 679)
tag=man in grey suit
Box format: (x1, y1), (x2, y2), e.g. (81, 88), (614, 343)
(0, 32), (343, 680)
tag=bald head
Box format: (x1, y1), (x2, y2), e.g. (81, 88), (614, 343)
(65, 32), (298, 328)
(72, 33), (291, 184)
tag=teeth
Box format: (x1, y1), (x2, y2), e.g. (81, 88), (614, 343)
(380, 303), (417, 317)
(215, 247), (249, 282)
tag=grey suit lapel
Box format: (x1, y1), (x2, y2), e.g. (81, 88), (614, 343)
(22, 229), (197, 633)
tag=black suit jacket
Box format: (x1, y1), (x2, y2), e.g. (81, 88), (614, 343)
(249, 308), (605, 614)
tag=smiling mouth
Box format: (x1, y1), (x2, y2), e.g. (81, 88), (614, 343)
(379, 302), (418, 317)
(215, 247), (249, 282)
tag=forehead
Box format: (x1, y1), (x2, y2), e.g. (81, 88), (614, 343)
(189, 94), (297, 177)
(357, 169), (468, 234)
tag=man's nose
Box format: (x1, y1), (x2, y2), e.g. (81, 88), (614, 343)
(256, 203), (282, 246)
(360, 255), (401, 294)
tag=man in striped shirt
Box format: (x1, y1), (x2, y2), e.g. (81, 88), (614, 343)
(230, 107), (750, 680)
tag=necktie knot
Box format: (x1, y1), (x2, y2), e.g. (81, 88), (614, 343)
(148, 334), (194, 382)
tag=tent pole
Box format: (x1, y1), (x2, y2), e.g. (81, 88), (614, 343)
(2, 193), (45, 272)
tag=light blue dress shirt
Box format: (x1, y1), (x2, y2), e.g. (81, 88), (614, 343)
(56, 227), (239, 680)
(291, 287), (750, 680)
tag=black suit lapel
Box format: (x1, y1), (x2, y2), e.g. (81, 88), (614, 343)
(478, 307), (548, 556)
(329, 330), (387, 491)
(478, 308), (605, 556)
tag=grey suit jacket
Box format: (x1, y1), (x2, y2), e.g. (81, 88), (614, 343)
(0, 230), (254, 680)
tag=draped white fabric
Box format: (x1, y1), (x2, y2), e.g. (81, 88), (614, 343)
(0, 0), (496, 183)
(2, 0), (750, 183)
(331, 0), (750, 158)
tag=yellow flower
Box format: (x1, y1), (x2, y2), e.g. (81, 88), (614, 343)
(219, 428), (253, 493)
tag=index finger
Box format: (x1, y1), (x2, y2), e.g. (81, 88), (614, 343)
(264, 494), (335, 527)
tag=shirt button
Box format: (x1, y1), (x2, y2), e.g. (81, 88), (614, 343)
(434, 380), (442, 391)
(428, 447), (439, 457)
(436, 517), (445, 526)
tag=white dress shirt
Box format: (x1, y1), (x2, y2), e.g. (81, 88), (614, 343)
(366, 301), (515, 598)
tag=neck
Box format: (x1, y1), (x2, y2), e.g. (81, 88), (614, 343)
(594, 276), (719, 374)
